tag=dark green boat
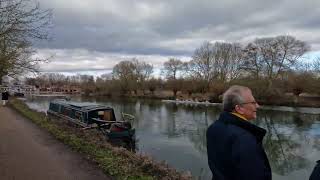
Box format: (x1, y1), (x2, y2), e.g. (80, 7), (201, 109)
(47, 99), (135, 140)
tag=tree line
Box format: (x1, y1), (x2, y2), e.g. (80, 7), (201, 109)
(26, 35), (320, 106)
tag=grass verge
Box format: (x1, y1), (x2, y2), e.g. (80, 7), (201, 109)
(9, 99), (191, 180)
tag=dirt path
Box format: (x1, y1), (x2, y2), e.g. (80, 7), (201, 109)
(0, 106), (113, 180)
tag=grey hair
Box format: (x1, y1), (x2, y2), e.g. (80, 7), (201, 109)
(222, 85), (250, 112)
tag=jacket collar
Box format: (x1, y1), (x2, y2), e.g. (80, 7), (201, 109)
(231, 112), (247, 121)
(219, 111), (266, 142)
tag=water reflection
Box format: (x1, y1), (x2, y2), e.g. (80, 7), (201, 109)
(259, 114), (307, 175)
(256, 111), (320, 179)
(25, 96), (320, 180)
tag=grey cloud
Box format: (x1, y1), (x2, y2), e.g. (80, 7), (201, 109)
(35, 0), (320, 61)
(36, 48), (190, 73)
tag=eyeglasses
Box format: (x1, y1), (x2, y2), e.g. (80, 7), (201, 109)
(239, 101), (258, 105)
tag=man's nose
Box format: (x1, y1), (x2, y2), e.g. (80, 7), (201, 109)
(255, 102), (260, 108)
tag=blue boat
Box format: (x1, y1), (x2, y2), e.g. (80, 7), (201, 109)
(47, 99), (135, 141)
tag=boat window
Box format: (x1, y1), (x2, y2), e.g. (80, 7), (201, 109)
(104, 111), (113, 121)
(98, 111), (104, 120)
(88, 109), (115, 123)
(75, 111), (83, 121)
(62, 107), (71, 116)
(96, 110), (114, 121)
(49, 103), (60, 112)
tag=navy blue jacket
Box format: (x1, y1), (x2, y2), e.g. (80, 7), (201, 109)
(206, 112), (271, 180)
(310, 160), (320, 180)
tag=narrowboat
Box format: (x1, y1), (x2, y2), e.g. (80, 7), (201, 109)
(47, 99), (135, 140)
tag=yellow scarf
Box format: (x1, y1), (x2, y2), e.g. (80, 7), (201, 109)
(231, 112), (247, 121)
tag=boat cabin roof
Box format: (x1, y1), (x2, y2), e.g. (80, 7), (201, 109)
(51, 99), (113, 112)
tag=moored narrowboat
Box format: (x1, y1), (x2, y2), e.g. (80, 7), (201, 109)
(47, 99), (135, 141)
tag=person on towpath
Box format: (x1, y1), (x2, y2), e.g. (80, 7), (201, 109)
(2, 91), (9, 106)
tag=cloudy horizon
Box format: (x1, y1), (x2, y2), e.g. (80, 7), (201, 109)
(35, 0), (320, 74)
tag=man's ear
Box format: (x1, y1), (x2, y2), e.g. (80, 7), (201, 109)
(234, 105), (243, 114)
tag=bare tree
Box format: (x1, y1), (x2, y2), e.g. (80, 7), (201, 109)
(69, 74), (81, 86)
(79, 75), (95, 95)
(133, 59), (153, 81)
(182, 78), (198, 97)
(241, 43), (264, 79)
(242, 35), (309, 84)
(187, 41), (217, 91)
(46, 73), (68, 86)
(132, 58), (153, 94)
(313, 57), (320, 75)
(187, 41), (243, 91)
(0, 0), (52, 83)
(112, 60), (137, 94)
(213, 42), (243, 81)
(286, 71), (316, 104)
(145, 78), (161, 95)
(166, 78), (183, 98)
(100, 73), (113, 81)
(311, 57), (320, 95)
(162, 58), (184, 80)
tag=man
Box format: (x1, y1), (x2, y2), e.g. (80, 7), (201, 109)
(206, 85), (271, 180)
(310, 160), (320, 180)
(2, 91), (9, 106)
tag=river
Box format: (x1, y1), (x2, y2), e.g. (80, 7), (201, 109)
(24, 96), (320, 180)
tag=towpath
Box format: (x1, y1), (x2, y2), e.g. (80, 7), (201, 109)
(0, 106), (113, 180)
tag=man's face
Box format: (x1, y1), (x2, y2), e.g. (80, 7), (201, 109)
(236, 90), (259, 120)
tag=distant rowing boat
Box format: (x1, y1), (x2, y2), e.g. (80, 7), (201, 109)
(162, 99), (320, 114)
(162, 99), (221, 106)
(31, 94), (68, 97)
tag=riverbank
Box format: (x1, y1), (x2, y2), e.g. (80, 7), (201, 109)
(9, 99), (191, 180)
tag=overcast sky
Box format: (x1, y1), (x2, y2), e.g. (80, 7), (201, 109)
(35, 0), (320, 75)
